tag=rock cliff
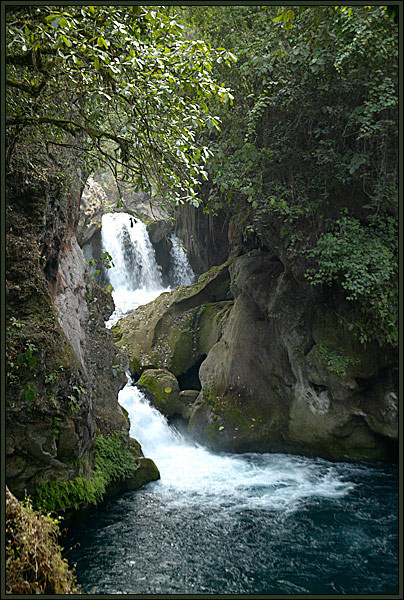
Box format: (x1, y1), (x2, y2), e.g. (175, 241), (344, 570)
(6, 166), (159, 512)
(114, 250), (398, 462)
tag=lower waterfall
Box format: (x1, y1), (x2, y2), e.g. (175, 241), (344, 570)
(119, 383), (353, 512)
(65, 382), (398, 595)
(64, 212), (398, 595)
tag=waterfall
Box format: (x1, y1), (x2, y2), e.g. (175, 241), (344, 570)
(101, 213), (195, 328)
(119, 381), (354, 512)
(168, 233), (195, 287)
(67, 379), (398, 596)
(100, 212), (353, 508)
(101, 213), (164, 327)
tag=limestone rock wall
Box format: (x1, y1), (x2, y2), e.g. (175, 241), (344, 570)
(5, 167), (155, 503)
(174, 202), (230, 275)
(114, 250), (398, 462)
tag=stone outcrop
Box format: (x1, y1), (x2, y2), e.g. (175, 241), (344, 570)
(76, 178), (109, 246)
(113, 259), (233, 379)
(114, 249), (398, 462)
(138, 369), (183, 418)
(175, 201), (230, 274)
(6, 167), (159, 507)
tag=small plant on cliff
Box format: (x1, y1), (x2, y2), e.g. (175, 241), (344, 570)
(313, 340), (360, 378)
(304, 215), (398, 347)
(6, 489), (79, 594)
(111, 364), (125, 378)
(34, 432), (138, 513)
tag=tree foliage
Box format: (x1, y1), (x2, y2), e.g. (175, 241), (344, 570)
(6, 5), (234, 205)
(183, 5), (398, 347)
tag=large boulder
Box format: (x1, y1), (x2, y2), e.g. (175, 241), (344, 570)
(113, 259), (234, 379)
(188, 250), (398, 460)
(138, 369), (182, 418)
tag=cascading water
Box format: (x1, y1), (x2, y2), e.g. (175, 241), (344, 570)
(65, 380), (398, 595)
(64, 213), (398, 594)
(118, 383), (354, 512)
(168, 233), (195, 287)
(101, 213), (169, 327)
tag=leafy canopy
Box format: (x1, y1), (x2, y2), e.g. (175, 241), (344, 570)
(183, 5), (398, 347)
(6, 5), (235, 206)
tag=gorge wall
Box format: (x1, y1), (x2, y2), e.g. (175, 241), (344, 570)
(113, 204), (398, 462)
(5, 166), (159, 511)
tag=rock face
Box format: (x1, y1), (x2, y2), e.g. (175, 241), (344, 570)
(76, 178), (109, 246)
(175, 202), (229, 274)
(114, 249), (398, 462)
(113, 259), (233, 380)
(6, 168), (159, 506)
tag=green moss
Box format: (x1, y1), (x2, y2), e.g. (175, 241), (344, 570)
(138, 369), (181, 417)
(196, 301), (232, 356)
(129, 356), (142, 377)
(313, 340), (359, 378)
(34, 432), (140, 513)
(310, 305), (384, 379)
(126, 457), (160, 488)
(168, 326), (194, 375)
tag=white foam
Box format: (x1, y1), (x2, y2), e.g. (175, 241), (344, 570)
(119, 383), (354, 514)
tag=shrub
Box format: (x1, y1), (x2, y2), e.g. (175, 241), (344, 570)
(6, 488), (79, 594)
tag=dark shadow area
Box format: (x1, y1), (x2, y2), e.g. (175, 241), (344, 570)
(177, 354), (206, 391)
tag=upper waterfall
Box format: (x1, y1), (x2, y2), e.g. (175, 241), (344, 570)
(168, 233), (195, 287)
(101, 212), (195, 327)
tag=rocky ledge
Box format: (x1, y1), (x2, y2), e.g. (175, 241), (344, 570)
(114, 250), (398, 462)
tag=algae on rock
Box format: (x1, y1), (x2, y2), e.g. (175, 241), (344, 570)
(138, 368), (183, 418)
(113, 259), (234, 379)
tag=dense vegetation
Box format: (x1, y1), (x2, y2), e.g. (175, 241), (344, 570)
(6, 5), (234, 204)
(6, 5), (398, 346)
(35, 432), (143, 513)
(182, 5), (398, 348)
(5, 4), (398, 591)
(6, 488), (79, 594)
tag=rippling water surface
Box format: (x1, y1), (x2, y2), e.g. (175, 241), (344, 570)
(64, 385), (398, 595)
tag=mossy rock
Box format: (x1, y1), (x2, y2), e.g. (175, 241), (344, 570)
(309, 306), (392, 380)
(196, 301), (233, 356)
(188, 383), (284, 453)
(138, 368), (182, 417)
(288, 394), (392, 461)
(113, 258), (234, 378)
(125, 457), (160, 489)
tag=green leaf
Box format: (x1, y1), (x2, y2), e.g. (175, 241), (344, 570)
(50, 17), (61, 30)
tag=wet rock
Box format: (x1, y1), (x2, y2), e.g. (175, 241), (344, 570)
(188, 250), (397, 461)
(138, 369), (182, 418)
(113, 259), (234, 378)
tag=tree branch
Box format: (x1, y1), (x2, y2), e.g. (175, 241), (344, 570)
(6, 78), (46, 98)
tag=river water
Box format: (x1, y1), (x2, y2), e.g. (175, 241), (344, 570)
(64, 213), (399, 595)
